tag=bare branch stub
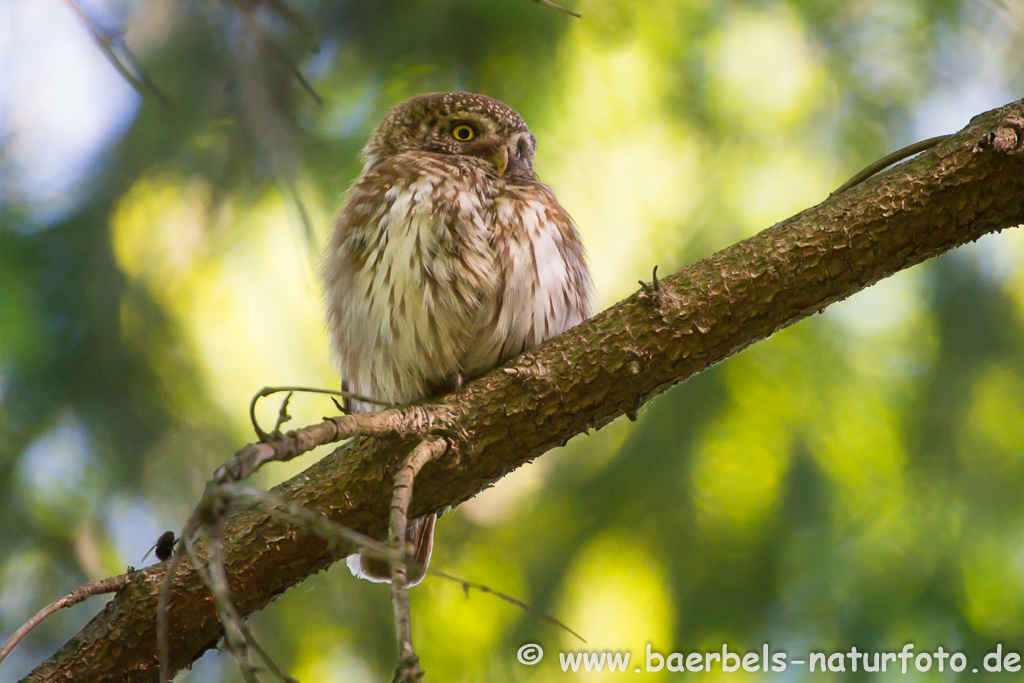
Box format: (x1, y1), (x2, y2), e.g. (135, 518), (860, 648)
(638, 264), (662, 299)
(270, 391), (295, 438)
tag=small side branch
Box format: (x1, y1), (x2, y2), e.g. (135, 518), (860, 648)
(431, 569), (586, 643)
(0, 573), (132, 666)
(390, 438), (447, 683)
(216, 482), (394, 559)
(199, 483), (586, 642)
(200, 528), (260, 683)
(157, 406), (444, 683)
(248, 385), (395, 442)
(222, 404), (443, 484)
(831, 134), (952, 196)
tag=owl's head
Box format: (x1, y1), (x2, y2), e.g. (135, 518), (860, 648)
(362, 92), (538, 180)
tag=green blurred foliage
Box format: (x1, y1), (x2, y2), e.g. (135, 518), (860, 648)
(2, 0), (1024, 681)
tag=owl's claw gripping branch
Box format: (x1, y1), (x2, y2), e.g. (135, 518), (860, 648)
(389, 438), (447, 683)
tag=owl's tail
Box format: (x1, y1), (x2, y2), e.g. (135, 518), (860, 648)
(346, 514), (435, 586)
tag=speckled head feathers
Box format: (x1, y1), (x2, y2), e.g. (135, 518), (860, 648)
(361, 92), (538, 179)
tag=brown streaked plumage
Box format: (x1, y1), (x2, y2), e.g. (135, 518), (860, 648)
(320, 92), (593, 585)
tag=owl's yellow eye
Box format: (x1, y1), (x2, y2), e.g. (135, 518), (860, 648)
(450, 124), (476, 141)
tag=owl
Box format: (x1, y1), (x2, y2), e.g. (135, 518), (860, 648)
(320, 92), (593, 585)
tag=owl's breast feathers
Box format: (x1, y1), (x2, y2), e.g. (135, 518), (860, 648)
(321, 151), (593, 408)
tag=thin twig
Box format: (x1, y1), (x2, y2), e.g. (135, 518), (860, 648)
(389, 438), (447, 683)
(284, 177), (320, 260)
(239, 622), (299, 683)
(430, 569), (586, 643)
(159, 398), (436, 680)
(531, 0), (581, 18)
(217, 481), (584, 642)
(216, 482), (394, 558)
(180, 515), (294, 682)
(263, 0), (317, 41)
(0, 572), (133, 666)
(249, 385), (395, 441)
(831, 134), (951, 196)
(157, 545), (183, 683)
(271, 391), (294, 437)
(202, 524), (260, 683)
(62, 0), (173, 108)
(159, 480), (229, 683)
(265, 37), (323, 105)
(157, 483), (276, 679)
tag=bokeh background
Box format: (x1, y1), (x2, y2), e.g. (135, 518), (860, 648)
(2, 0), (1024, 680)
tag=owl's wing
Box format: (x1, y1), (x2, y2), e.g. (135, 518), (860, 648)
(320, 154), (499, 408)
(461, 183), (594, 375)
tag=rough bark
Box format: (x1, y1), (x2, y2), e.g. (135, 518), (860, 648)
(22, 100), (1024, 682)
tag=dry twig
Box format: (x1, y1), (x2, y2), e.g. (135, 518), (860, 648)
(159, 487), (296, 683)
(831, 134), (952, 196)
(218, 483), (392, 558)
(198, 526), (260, 683)
(431, 569), (586, 643)
(158, 401), (441, 683)
(389, 438), (447, 683)
(248, 385), (395, 441)
(210, 482), (586, 643)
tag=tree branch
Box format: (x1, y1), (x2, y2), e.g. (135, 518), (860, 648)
(389, 438), (446, 683)
(19, 100), (1024, 683)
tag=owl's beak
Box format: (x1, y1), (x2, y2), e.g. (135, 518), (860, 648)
(468, 136), (509, 176)
(486, 146), (508, 177)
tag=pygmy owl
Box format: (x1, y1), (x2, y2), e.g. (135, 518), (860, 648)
(320, 92), (593, 585)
